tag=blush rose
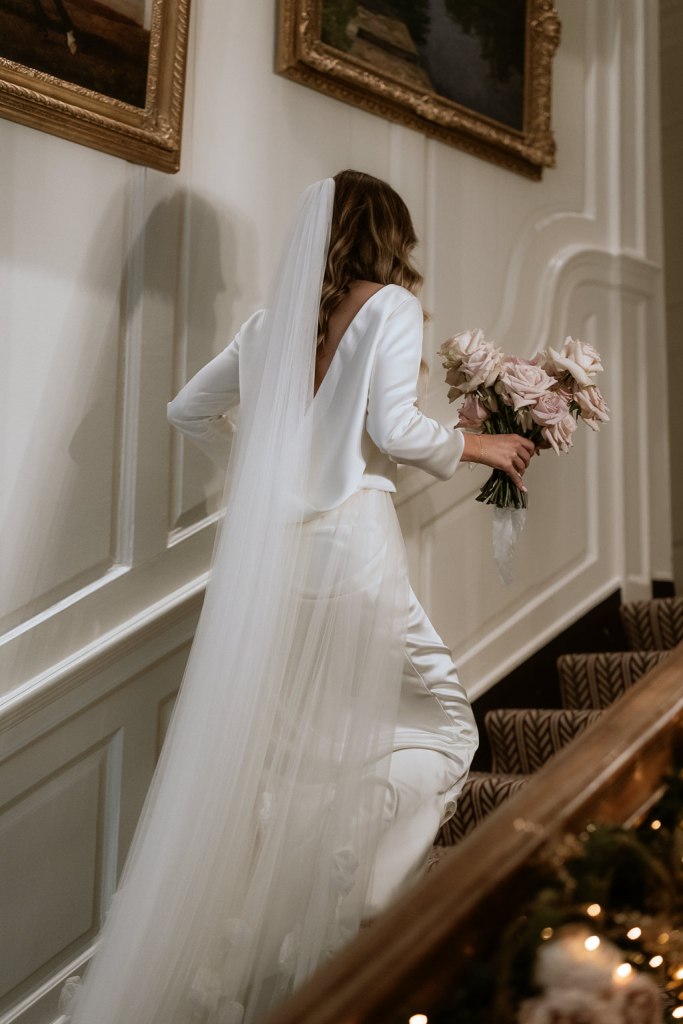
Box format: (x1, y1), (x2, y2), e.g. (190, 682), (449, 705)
(574, 386), (610, 430)
(545, 337), (604, 387)
(457, 394), (491, 429)
(496, 356), (558, 411)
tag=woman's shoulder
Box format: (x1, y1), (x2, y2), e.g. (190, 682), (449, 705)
(239, 307), (268, 333)
(227, 307), (267, 349)
(378, 282), (421, 313)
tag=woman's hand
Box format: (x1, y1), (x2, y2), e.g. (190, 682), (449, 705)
(461, 431), (537, 492)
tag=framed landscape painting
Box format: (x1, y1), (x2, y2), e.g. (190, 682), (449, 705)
(277, 0), (561, 179)
(0, 0), (190, 172)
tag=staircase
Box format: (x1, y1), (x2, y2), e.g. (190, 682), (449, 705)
(437, 596), (681, 847)
(267, 599), (683, 1024)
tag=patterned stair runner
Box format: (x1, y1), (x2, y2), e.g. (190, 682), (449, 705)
(619, 596), (683, 650)
(433, 598), (677, 851)
(558, 650), (670, 709)
(436, 772), (530, 845)
(485, 707), (602, 775)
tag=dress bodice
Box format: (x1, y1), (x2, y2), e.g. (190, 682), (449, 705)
(167, 283), (464, 511)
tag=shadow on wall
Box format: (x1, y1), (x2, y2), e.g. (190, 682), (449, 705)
(2, 186), (253, 699)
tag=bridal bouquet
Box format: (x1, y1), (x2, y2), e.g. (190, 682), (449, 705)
(439, 330), (610, 510)
(438, 330), (609, 581)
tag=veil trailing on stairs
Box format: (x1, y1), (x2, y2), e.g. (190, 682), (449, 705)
(59, 178), (410, 1023)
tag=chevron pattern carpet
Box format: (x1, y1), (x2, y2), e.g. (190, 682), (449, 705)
(437, 772), (530, 845)
(486, 707), (602, 774)
(619, 597), (683, 651)
(434, 595), (677, 850)
(558, 650), (670, 709)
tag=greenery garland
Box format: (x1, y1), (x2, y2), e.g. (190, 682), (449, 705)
(426, 764), (683, 1023)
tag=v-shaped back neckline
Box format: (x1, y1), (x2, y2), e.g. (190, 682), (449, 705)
(312, 284), (391, 401)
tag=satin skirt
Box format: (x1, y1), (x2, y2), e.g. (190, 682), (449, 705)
(364, 586), (479, 918)
(300, 489), (479, 920)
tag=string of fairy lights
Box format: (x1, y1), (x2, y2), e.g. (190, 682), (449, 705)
(401, 765), (683, 1023)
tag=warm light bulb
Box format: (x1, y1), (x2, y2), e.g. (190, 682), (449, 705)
(650, 955), (664, 968)
(541, 927), (553, 940)
(627, 927), (642, 940)
(659, 933), (671, 944)
(585, 935), (601, 951)
(671, 1007), (683, 1019)
(586, 903), (601, 917)
(409, 1015), (428, 1024)
(675, 967), (683, 981)
(651, 819), (662, 831)
(615, 963), (633, 980)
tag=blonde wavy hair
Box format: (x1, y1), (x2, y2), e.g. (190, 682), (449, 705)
(318, 169), (424, 347)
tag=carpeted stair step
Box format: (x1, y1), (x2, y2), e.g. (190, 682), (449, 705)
(619, 597), (683, 651)
(437, 771), (530, 846)
(558, 650), (670, 710)
(486, 707), (602, 774)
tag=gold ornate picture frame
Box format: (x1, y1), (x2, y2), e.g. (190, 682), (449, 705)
(277, 0), (560, 179)
(0, 0), (190, 172)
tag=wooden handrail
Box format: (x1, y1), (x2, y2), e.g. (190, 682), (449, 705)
(266, 641), (683, 1024)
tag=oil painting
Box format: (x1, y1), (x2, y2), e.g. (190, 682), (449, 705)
(278, 0), (560, 178)
(0, 0), (190, 171)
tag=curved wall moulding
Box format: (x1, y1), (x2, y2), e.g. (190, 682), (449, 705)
(277, 0), (560, 180)
(0, 0), (190, 172)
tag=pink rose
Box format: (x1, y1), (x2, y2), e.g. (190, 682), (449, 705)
(545, 337), (604, 386)
(530, 391), (570, 427)
(457, 394), (491, 429)
(541, 412), (577, 454)
(496, 356), (557, 411)
(574, 386), (610, 431)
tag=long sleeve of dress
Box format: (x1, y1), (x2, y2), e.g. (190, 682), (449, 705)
(366, 296), (465, 480)
(166, 323), (246, 468)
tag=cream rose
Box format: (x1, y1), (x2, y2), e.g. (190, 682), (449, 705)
(463, 344), (502, 390)
(545, 337), (604, 386)
(496, 356), (557, 411)
(439, 329), (502, 395)
(439, 328), (487, 366)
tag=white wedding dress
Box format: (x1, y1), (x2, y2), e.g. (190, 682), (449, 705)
(166, 283), (479, 910)
(58, 185), (477, 1024)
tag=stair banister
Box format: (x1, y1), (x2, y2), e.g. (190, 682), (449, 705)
(265, 641), (683, 1024)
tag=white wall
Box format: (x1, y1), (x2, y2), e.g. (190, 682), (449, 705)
(0, 1), (672, 1020)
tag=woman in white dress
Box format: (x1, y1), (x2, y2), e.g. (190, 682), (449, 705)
(59, 172), (534, 1024)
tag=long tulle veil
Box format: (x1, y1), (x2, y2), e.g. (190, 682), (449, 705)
(59, 178), (409, 1024)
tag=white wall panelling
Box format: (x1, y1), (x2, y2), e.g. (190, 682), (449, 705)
(0, 617), (193, 1023)
(0, 0), (673, 1019)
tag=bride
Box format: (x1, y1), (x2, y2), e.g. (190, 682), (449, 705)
(59, 171), (534, 1024)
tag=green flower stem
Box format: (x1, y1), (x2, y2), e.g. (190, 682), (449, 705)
(473, 395), (542, 510)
